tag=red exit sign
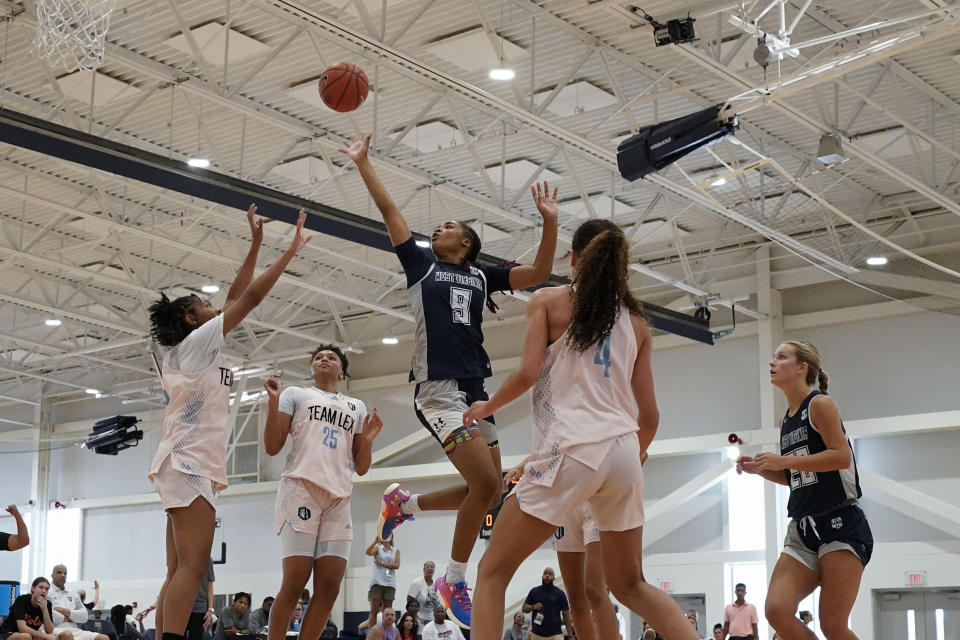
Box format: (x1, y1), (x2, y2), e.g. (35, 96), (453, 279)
(906, 571), (927, 586)
(658, 579), (674, 593)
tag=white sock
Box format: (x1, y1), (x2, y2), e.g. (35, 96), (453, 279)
(446, 559), (468, 584)
(400, 493), (421, 515)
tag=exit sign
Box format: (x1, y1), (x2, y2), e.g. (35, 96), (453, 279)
(906, 571), (927, 586)
(658, 579), (675, 593)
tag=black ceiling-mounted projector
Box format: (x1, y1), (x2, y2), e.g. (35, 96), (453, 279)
(616, 104), (739, 182)
(84, 415), (143, 455)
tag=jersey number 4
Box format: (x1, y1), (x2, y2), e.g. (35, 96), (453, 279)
(787, 446), (817, 489)
(450, 287), (472, 325)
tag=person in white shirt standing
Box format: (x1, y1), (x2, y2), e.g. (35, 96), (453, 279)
(48, 565), (108, 640)
(422, 607), (465, 640)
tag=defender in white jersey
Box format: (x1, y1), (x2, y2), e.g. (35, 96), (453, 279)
(263, 345), (383, 640)
(464, 220), (700, 640)
(148, 207), (311, 640)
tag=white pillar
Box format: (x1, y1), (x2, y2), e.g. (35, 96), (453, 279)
(756, 247), (785, 582)
(29, 387), (52, 580)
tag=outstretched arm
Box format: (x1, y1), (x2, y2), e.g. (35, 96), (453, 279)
(5, 505), (28, 551)
(508, 182), (559, 290)
(463, 292), (549, 424)
(221, 210), (312, 336)
(224, 205), (264, 309)
(340, 134), (412, 247)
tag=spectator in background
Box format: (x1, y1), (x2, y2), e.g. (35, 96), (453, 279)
(406, 561), (438, 632)
(365, 607), (397, 640)
(111, 605), (145, 640)
(185, 560), (215, 640)
(1, 505), (29, 552)
(712, 623), (723, 640)
(49, 565), (108, 640)
(298, 591), (310, 615)
(503, 612), (528, 640)
(214, 593), (251, 640)
(421, 608), (463, 640)
(0, 576), (61, 640)
(365, 537), (400, 630)
(404, 600), (420, 622)
(92, 611), (102, 621)
(396, 613), (418, 640)
(289, 604), (303, 633)
(686, 616), (702, 640)
(721, 584), (758, 640)
(686, 610), (699, 634)
(76, 581), (100, 613)
(248, 598), (273, 636)
(798, 611), (813, 628)
(522, 568), (571, 640)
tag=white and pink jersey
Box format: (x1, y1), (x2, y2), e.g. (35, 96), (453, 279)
(149, 314), (233, 492)
(527, 305), (640, 486)
(277, 386), (367, 497)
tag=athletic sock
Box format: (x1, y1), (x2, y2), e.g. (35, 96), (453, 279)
(446, 559), (468, 584)
(162, 633), (184, 640)
(400, 493), (421, 515)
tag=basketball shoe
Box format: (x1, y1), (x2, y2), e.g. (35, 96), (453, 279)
(376, 482), (414, 540)
(434, 575), (471, 629)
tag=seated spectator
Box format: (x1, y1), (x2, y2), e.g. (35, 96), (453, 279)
(298, 590), (310, 615)
(289, 603), (303, 632)
(92, 612), (102, 621)
(77, 582), (101, 614)
(48, 564), (108, 640)
(420, 608), (462, 640)
(214, 593), (252, 640)
(110, 605), (145, 640)
(502, 611), (527, 640)
(248, 598), (272, 636)
(397, 613), (417, 640)
(404, 600), (419, 622)
(0, 577), (67, 640)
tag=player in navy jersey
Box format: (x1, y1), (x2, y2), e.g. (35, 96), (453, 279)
(340, 133), (559, 629)
(737, 340), (872, 640)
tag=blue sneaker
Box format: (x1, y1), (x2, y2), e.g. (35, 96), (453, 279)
(376, 483), (414, 540)
(434, 575), (471, 629)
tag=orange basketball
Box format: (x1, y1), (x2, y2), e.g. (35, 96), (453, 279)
(318, 62), (369, 113)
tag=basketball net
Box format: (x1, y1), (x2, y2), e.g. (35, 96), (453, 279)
(34, 0), (116, 72)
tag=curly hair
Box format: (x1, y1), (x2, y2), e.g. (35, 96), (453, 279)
(566, 219), (644, 352)
(310, 344), (350, 378)
(148, 293), (200, 347)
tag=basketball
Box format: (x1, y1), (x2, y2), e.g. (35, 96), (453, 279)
(318, 62), (369, 113)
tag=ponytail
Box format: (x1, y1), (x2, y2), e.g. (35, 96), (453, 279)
(567, 220), (643, 353)
(817, 369), (829, 394)
(149, 292), (199, 347)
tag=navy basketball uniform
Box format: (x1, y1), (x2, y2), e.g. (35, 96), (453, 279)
(394, 238), (514, 447)
(779, 391), (873, 573)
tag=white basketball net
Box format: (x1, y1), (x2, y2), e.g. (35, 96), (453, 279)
(35, 0), (117, 72)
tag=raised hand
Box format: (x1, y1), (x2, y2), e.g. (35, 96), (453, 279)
(363, 409), (383, 440)
(530, 180), (559, 221)
(338, 133), (373, 164)
(246, 204), (263, 245)
(263, 374), (281, 399)
(288, 210), (313, 254)
(5, 505), (18, 516)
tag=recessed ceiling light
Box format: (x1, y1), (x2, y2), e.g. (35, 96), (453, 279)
(866, 256), (888, 266)
(415, 240), (431, 248)
(382, 336), (399, 345)
(44, 318), (62, 327)
(201, 284), (220, 294)
(85, 388), (101, 395)
(187, 157), (211, 168)
(489, 67), (516, 81)
(710, 175), (727, 186)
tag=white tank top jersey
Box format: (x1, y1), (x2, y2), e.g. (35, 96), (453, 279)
(278, 386), (367, 497)
(527, 305), (640, 486)
(149, 315), (233, 491)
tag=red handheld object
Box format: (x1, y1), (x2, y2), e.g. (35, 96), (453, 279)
(728, 433), (743, 445)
